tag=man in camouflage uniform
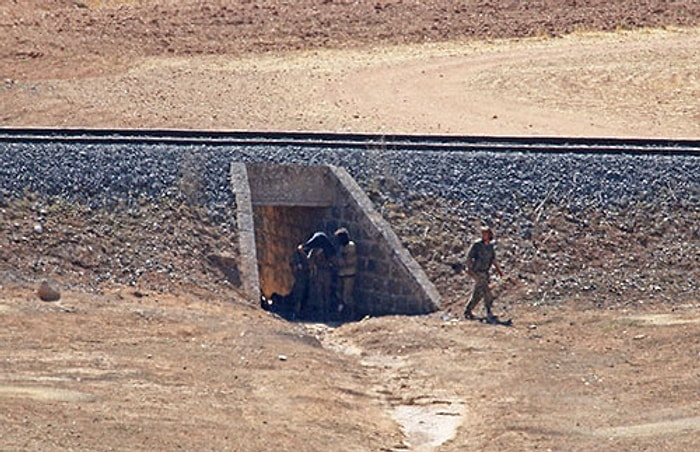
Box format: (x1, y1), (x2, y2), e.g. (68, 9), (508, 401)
(464, 226), (504, 321)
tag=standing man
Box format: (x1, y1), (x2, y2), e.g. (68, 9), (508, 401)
(464, 226), (504, 321)
(300, 231), (336, 321)
(334, 228), (357, 321)
(288, 244), (310, 319)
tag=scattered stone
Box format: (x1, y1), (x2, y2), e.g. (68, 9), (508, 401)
(37, 280), (61, 302)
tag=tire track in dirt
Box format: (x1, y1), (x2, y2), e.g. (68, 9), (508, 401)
(590, 416), (700, 438)
(0, 386), (96, 403)
(626, 313), (700, 326)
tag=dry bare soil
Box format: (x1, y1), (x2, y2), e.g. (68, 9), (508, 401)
(1, 1), (700, 451)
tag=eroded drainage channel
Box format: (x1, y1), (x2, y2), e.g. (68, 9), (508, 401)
(309, 322), (466, 451)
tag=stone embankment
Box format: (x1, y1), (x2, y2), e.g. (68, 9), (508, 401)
(1, 141), (698, 308)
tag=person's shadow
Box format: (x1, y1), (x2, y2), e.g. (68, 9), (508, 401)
(474, 315), (513, 327)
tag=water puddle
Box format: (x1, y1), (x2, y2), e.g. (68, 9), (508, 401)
(392, 399), (465, 451)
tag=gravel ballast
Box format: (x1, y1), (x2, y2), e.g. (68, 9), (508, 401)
(1, 141), (698, 308)
(2, 142), (698, 211)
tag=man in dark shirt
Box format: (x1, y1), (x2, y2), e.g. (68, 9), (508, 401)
(300, 231), (336, 259)
(464, 226), (504, 321)
(299, 232), (336, 320)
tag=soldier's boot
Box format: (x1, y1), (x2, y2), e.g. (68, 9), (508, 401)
(464, 306), (476, 319)
(464, 296), (479, 319)
(345, 304), (355, 322)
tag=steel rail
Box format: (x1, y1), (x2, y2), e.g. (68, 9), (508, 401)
(1, 127), (698, 156)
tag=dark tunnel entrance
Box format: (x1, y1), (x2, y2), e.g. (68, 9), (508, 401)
(254, 204), (339, 322)
(255, 205), (328, 299)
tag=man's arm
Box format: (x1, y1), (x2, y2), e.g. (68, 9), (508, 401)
(466, 243), (476, 277)
(493, 259), (504, 278)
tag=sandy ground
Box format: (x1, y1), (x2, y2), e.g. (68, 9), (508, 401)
(3, 287), (700, 451)
(1, 1), (700, 451)
(3, 28), (700, 138)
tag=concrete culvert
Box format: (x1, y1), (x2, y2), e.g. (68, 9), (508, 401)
(231, 163), (441, 323)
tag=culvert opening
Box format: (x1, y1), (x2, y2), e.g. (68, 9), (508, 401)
(230, 163), (442, 323)
(255, 205), (342, 322)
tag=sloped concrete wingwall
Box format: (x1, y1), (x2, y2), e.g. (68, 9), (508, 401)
(325, 166), (441, 316)
(231, 162), (441, 317)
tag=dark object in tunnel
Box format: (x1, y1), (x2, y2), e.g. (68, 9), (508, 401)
(301, 231), (337, 257)
(261, 246), (311, 321)
(260, 293), (299, 321)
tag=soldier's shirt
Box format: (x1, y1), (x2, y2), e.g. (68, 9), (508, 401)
(337, 241), (357, 277)
(467, 239), (495, 273)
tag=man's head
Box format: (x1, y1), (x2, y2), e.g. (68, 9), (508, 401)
(480, 226), (494, 243)
(334, 227), (350, 246)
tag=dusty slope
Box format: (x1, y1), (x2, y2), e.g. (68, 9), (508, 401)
(1, 1), (700, 451)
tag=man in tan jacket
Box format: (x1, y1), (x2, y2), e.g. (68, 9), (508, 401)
(334, 228), (357, 321)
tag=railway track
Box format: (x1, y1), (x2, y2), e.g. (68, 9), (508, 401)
(1, 127), (699, 156)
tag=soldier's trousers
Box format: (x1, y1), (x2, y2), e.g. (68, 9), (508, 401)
(465, 272), (494, 316)
(310, 268), (333, 320)
(337, 275), (355, 319)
